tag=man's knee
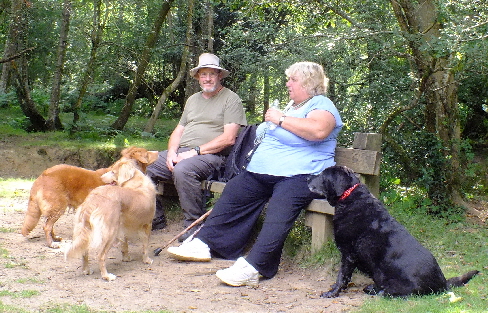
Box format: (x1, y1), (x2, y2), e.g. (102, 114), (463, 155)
(172, 166), (199, 185)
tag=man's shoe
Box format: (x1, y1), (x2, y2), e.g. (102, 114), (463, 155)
(216, 257), (259, 287)
(167, 238), (211, 262)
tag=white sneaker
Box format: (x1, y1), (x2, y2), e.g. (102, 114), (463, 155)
(216, 257), (259, 287)
(167, 238), (211, 262)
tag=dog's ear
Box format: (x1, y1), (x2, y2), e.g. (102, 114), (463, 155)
(308, 174), (327, 196)
(331, 166), (360, 197)
(147, 151), (159, 165)
(133, 152), (149, 165)
(308, 166), (360, 204)
(120, 147), (133, 157)
(117, 162), (136, 185)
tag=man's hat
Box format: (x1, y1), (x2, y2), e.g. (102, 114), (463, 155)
(190, 53), (230, 79)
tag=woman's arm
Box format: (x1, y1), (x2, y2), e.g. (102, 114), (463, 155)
(266, 108), (336, 141)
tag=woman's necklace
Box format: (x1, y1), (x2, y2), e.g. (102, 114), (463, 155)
(291, 97), (312, 110)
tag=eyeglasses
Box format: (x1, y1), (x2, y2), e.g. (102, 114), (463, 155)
(198, 71), (220, 78)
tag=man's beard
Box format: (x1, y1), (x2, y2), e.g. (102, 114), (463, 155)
(201, 84), (217, 93)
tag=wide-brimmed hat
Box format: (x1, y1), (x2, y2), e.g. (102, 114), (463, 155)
(190, 53), (230, 79)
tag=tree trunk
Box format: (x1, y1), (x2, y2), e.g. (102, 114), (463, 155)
(144, 0), (194, 133)
(13, 63), (48, 131)
(72, 0), (108, 127)
(205, 0), (214, 52)
(247, 74), (257, 115)
(111, 0), (176, 131)
(0, 37), (14, 93)
(47, 0), (71, 131)
(262, 68), (270, 122)
(390, 0), (464, 206)
(9, 0), (47, 131)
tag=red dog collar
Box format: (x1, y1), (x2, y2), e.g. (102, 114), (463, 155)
(339, 183), (360, 201)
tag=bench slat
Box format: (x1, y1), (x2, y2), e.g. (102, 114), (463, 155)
(306, 199), (335, 214)
(203, 181), (226, 193)
(335, 148), (381, 176)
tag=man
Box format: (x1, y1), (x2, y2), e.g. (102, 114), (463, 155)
(147, 53), (247, 241)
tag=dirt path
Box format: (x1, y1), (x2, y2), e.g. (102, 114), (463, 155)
(0, 181), (370, 313)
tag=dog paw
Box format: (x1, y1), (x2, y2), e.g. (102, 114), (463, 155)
(320, 290), (339, 298)
(82, 269), (94, 275)
(53, 236), (62, 242)
(49, 242), (60, 249)
(143, 257), (153, 264)
(122, 256), (131, 262)
(103, 273), (117, 281)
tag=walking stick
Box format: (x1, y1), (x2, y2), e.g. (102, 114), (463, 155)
(153, 208), (213, 256)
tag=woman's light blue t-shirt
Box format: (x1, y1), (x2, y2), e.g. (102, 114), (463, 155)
(247, 95), (343, 177)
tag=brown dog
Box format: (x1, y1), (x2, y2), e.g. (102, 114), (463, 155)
(64, 158), (156, 281)
(21, 147), (158, 248)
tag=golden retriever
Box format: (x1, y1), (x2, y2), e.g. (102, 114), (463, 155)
(64, 158), (156, 281)
(21, 147), (158, 248)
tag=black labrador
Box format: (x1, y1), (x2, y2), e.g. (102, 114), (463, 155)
(307, 165), (479, 298)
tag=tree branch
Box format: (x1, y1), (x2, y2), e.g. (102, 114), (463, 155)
(0, 47), (35, 64)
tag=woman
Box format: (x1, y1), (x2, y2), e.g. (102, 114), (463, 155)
(167, 61), (343, 286)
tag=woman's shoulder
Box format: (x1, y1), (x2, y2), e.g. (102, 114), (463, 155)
(310, 95), (335, 109)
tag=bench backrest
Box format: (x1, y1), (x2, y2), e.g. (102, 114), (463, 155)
(203, 132), (382, 196)
(335, 132), (382, 197)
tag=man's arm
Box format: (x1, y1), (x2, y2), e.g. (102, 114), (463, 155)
(175, 123), (241, 161)
(198, 123), (241, 154)
(166, 124), (185, 170)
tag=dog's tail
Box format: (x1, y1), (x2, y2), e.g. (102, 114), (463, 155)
(446, 270), (479, 288)
(87, 204), (121, 254)
(64, 203), (92, 261)
(21, 190), (42, 237)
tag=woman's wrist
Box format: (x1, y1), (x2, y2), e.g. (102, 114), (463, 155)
(278, 115), (286, 127)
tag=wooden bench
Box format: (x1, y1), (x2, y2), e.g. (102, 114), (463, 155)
(158, 132), (382, 253)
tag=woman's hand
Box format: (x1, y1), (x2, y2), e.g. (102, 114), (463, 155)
(265, 108), (283, 126)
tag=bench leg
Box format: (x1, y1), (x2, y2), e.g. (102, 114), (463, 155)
(305, 212), (334, 253)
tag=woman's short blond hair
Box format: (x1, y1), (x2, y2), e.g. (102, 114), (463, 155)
(285, 62), (329, 96)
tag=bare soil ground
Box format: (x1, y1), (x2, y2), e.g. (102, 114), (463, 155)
(0, 143), (371, 313)
(2, 139), (486, 313)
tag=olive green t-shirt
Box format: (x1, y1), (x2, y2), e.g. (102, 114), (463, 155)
(178, 87), (247, 153)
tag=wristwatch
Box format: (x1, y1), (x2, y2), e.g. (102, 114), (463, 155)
(278, 115), (286, 127)
(194, 146), (201, 155)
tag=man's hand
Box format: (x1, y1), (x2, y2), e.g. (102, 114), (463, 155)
(166, 150), (179, 171)
(167, 149), (198, 171)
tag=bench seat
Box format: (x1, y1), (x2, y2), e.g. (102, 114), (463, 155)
(158, 132), (382, 252)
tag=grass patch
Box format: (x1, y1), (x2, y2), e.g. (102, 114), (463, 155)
(1, 106), (174, 152)
(0, 301), (174, 313)
(1, 246), (28, 269)
(0, 178), (32, 198)
(4, 260), (28, 269)
(0, 301), (30, 313)
(14, 277), (45, 284)
(357, 289), (488, 312)
(0, 290), (40, 298)
(0, 246), (8, 258)
(0, 227), (15, 233)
